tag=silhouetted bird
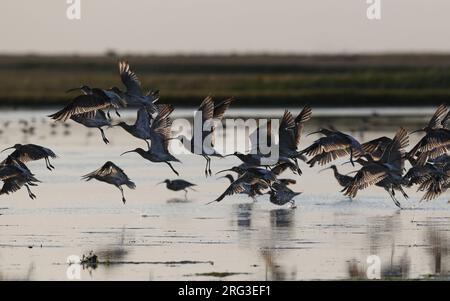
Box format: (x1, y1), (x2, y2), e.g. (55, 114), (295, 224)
(158, 179), (197, 198)
(82, 161), (135, 204)
(1, 143), (57, 170)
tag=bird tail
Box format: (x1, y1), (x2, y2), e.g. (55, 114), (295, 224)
(126, 181), (136, 189)
(81, 173), (95, 181)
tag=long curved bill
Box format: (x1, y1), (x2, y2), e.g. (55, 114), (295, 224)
(409, 129), (424, 134)
(120, 150), (135, 156)
(307, 130), (321, 137)
(318, 167), (331, 173)
(65, 87), (81, 93)
(215, 168), (233, 175)
(1, 146), (14, 153)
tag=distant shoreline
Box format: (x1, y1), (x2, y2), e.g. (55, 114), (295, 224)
(1, 54), (450, 107)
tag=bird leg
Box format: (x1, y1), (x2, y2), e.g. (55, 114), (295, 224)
(98, 128), (109, 144)
(46, 157), (55, 170)
(386, 188), (402, 209)
(25, 184), (36, 200)
(293, 158), (302, 175)
(184, 189), (188, 199)
(165, 162), (179, 176)
(118, 186), (126, 204)
(398, 186), (409, 199)
(350, 148), (355, 166)
(44, 157), (52, 170)
(207, 156), (212, 176)
(202, 155), (209, 177)
(115, 109), (121, 117)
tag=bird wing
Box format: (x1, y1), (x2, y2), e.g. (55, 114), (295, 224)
(197, 96), (216, 146)
(48, 94), (111, 121)
(119, 60), (142, 97)
(278, 110), (297, 152)
(427, 104), (448, 130)
(441, 110), (450, 128)
(271, 161), (297, 176)
(209, 181), (247, 203)
(151, 112), (173, 151)
(198, 96), (215, 122)
(213, 97), (234, 120)
(301, 134), (350, 157)
(306, 149), (350, 167)
(379, 128), (409, 171)
(294, 105), (312, 147)
(10, 145), (57, 163)
(342, 165), (388, 198)
(360, 136), (392, 156)
(135, 106), (152, 133)
(171, 179), (196, 188)
(0, 166), (21, 181)
(83, 161), (125, 180)
(0, 178), (23, 195)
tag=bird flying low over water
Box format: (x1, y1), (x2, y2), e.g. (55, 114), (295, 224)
(114, 60), (159, 110)
(1, 143), (57, 170)
(120, 105), (181, 176)
(410, 154), (450, 202)
(218, 173), (267, 202)
(65, 85), (125, 118)
(277, 106), (312, 173)
(341, 128), (409, 209)
(174, 96), (234, 177)
(49, 89), (125, 122)
(207, 169), (271, 205)
(0, 156), (40, 199)
(158, 179), (197, 199)
(82, 161), (136, 204)
(267, 184), (301, 208)
(115, 104), (173, 148)
(240, 106), (312, 174)
(300, 128), (364, 167)
(70, 110), (112, 144)
(408, 104), (450, 166)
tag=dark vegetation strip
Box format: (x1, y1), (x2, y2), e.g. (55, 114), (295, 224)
(1, 54), (450, 107)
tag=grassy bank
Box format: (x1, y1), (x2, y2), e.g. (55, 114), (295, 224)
(1, 54), (450, 107)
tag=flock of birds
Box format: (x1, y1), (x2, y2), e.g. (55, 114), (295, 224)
(1, 60), (450, 209)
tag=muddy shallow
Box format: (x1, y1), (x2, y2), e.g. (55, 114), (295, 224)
(0, 108), (449, 280)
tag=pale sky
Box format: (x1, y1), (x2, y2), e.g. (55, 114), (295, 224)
(1, 0), (450, 54)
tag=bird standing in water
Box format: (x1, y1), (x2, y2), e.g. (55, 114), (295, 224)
(158, 179), (197, 199)
(82, 161), (136, 204)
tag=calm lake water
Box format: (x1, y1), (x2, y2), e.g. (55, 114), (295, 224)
(0, 107), (449, 280)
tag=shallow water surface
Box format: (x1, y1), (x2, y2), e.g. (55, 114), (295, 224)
(0, 108), (449, 280)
